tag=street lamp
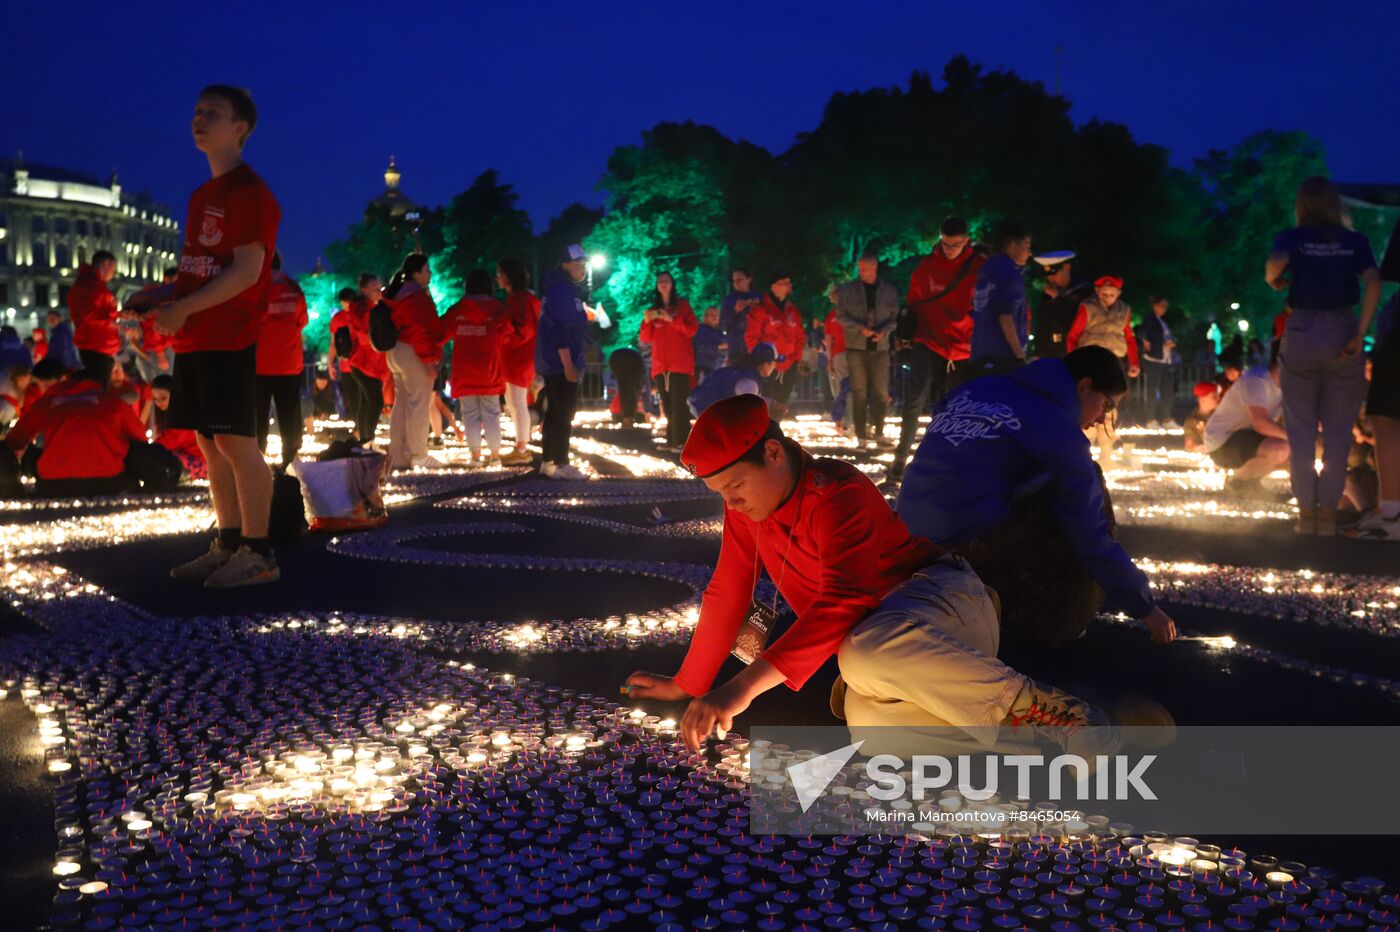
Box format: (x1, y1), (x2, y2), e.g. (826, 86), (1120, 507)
(1229, 302), (1241, 311)
(586, 253), (606, 290)
(1238, 320), (1250, 333)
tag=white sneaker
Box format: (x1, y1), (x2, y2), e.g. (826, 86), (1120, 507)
(1355, 511), (1400, 541)
(1163, 419), (1181, 430)
(1145, 420), (1162, 430)
(539, 462), (558, 478)
(410, 454), (448, 470)
(203, 546), (281, 589)
(550, 464), (588, 480)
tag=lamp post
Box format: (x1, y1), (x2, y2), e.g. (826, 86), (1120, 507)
(587, 253), (607, 291)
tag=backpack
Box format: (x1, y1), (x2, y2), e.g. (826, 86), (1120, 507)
(268, 470), (307, 545)
(333, 325), (354, 359)
(369, 301), (398, 351)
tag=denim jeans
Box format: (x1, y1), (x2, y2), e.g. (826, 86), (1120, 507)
(1280, 309), (1367, 508)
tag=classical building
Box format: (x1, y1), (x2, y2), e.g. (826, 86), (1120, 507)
(0, 154), (180, 334)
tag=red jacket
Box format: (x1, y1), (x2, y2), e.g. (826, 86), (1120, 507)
(69, 264), (121, 355)
(673, 449), (944, 695)
(744, 296), (805, 373)
(347, 298), (389, 381)
(638, 299), (699, 376)
(823, 309), (846, 356)
(500, 290), (541, 386)
(256, 271), (309, 376)
(385, 284), (444, 364)
(906, 246), (985, 360)
(329, 309), (353, 373)
(5, 376), (147, 480)
(156, 425), (204, 462)
(443, 296), (507, 396)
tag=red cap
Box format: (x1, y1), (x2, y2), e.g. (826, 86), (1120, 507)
(1095, 275), (1123, 289)
(1193, 381), (1220, 400)
(681, 393), (773, 479)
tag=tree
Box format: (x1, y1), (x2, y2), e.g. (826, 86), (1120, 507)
(439, 170), (534, 289)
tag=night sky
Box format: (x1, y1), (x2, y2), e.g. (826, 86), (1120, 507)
(7, 0), (1395, 273)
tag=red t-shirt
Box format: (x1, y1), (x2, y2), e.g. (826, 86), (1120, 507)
(172, 164), (281, 354)
(5, 376), (147, 480)
(673, 449), (944, 695)
(823, 309), (846, 356)
(69, 264), (121, 355)
(442, 296), (506, 396)
(500, 290), (540, 387)
(329, 309), (353, 373)
(256, 272), (308, 376)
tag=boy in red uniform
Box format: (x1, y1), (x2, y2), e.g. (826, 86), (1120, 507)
(443, 270), (508, 464)
(255, 253), (309, 466)
(625, 394), (1118, 757)
(154, 84), (282, 588)
(5, 371), (180, 496)
(744, 274), (806, 405)
(69, 250), (121, 387)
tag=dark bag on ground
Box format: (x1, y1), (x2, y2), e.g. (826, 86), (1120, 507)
(369, 301), (399, 352)
(124, 442), (183, 493)
(333, 325), (354, 359)
(0, 447), (19, 498)
(269, 470), (307, 545)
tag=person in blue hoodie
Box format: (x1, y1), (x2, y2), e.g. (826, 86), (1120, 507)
(718, 268), (761, 364)
(687, 342), (779, 416)
(693, 305), (727, 381)
(966, 219), (1033, 381)
(44, 309), (83, 373)
(897, 345), (1178, 646)
(535, 245), (591, 479)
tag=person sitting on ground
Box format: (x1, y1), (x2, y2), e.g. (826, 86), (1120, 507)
(0, 363), (33, 434)
(1183, 382), (1221, 452)
(148, 374), (207, 480)
(625, 393), (1122, 758)
(686, 343), (780, 417)
(896, 346), (1179, 647)
(5, 368), (181, 496)
(1203, 344), (1289, 497)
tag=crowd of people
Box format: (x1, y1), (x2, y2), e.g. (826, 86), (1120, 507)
(0, 84), (1395, 606)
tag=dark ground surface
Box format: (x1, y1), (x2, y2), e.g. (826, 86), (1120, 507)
(2, 426), (1399, 929)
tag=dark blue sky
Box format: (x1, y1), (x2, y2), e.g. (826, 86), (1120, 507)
(6, 0), (1395, 273)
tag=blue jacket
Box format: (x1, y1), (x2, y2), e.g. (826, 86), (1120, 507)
(693, 323), (726, 371)
(969, 253), (1029, 360)
(535, 268), (587, 378)
(47, 321), (82, 371)
(688, 364), (762, 416)
(896, 358), (1154, 618)
(719, 291), (759, 362)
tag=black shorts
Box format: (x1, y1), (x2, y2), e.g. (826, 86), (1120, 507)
(168, 346), (258, 438)
(1210, 428), (1265, 469)
(1369, 328), (1400, 419)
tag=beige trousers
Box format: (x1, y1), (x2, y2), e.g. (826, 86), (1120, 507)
(386, 342), (435, 468)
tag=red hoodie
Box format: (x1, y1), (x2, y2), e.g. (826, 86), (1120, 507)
(256, 272), (309, 376)
(385, 284), (444, 365)
(500, 290), (541, 387)
(744, 296), (805, 373)
(673, 449), (944, 695)
(638, 299), (699, 376)
(5, 376), (147, 480)
(329, 309), (353, 374)
(69, 264), (121, 355)
(442, 296), (507, 396)
(347, 297), (389, 381)
(906, 245), (985, 361)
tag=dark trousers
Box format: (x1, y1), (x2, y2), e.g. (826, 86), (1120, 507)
(79, 349), (115, 387)
(33, 442), (182, 497)
(893, 344), (966, 474)
(658, 371), (692, 446)
(256, 374), (303, 464)
(846, 349), (890, 440)
(346, 368), (384, 443)
(1142, 360), (1172, 423)
(609, 349), (645, 426)
(766, 370), (796, 405)
(542, 374), (579, 465)
(961, 466), (1116, 646)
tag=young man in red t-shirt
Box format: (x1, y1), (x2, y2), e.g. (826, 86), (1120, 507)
(69, 250), (121, 387)
(625, 394), (1119, 758)
(154, 84), (282, 588)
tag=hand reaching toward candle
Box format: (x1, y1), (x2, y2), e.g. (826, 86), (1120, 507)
(1141, 606), (1178, 645)
(680, 680), (749, 750)
(622, 671), (689, 702)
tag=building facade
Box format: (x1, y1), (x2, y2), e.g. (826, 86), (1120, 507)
(1, 154), (180, 335)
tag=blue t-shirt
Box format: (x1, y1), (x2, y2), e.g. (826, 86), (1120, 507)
(1271, 225), (1377, 311)
(970, 253), (1029, 359)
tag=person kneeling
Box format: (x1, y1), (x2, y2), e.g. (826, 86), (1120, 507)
(625, 394), (1119, 757)
(5, 368), (181, 496)
(1202, 347), (1290, 501)
(897, 346), (1178, 647)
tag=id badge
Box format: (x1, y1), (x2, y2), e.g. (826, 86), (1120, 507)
(732, 599), (780, 665)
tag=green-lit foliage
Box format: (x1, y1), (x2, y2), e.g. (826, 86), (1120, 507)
(298, 268), (353, 356)
(428, 252), (464, 311)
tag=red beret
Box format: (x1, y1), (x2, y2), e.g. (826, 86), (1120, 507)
(1193, 381), (1220, 400)
(681, 393), (773, 479)
(1094, 275), (1123, 289)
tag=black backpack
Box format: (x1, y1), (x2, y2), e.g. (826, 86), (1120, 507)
(369, 300), (398, 351)
(333, 324), (354, 359)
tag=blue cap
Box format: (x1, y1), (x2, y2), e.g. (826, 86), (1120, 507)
(750, 342), (780, 364)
